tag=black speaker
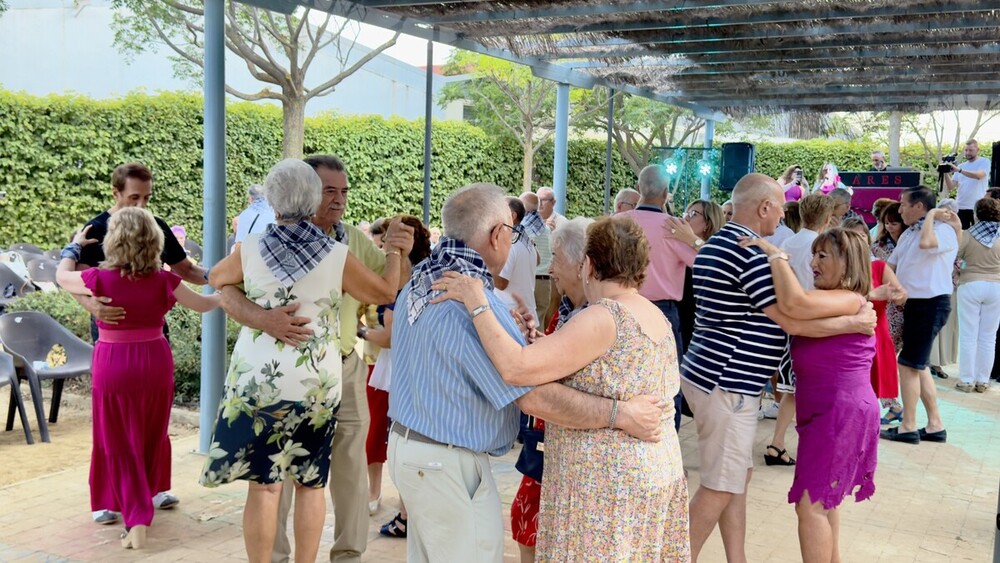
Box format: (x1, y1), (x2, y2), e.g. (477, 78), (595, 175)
(720, 142), (756, 192)
(991, 141), (1000, 187)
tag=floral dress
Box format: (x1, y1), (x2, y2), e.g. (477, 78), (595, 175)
(535, 299), (689, 562)
(872, 239), (904, 350)
(200, 236), (347, 488)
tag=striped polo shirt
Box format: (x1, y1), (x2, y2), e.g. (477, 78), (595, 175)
(389, 283), (533, 456)
(681, 222), (788, 396)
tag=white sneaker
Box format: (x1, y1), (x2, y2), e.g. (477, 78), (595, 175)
(759, 401), (780, 420)
(152, 491), (179, 509)
(92, 510), (121, 525)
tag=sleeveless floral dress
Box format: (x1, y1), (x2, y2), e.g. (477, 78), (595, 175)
(536, 298), (690, 562)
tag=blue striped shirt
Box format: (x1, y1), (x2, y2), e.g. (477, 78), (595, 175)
(389, 283), (532, 456)
(681, 222), (787, 396)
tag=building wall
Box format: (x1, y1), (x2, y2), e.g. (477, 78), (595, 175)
(0, 0), (466, 120)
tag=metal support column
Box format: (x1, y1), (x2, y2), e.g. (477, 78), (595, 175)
(603, 89), (615, 215)
(199, 0), (226, 454)
(701, 119), (715, 202)
(553, 83), (570, 215)
(422, 40), (433, 225)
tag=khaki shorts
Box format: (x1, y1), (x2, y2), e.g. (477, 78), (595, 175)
(681, 379), (761, 494)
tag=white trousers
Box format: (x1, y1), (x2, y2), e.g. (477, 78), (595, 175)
(387, 432), (504, 563)
(957, 280), (1000, 384)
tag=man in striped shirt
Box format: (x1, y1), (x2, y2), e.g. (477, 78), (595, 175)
(388, 183), (664, 563)
(681, 173), (877, 562)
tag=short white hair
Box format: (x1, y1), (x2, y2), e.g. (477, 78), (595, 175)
(614, 188), (640, 206)
(442, 183), (510, 246)
(551, 217), (594, 265)
(248, 183), (265, 201)
(636, 165), (670, 199)
(264, 159), (322, 223)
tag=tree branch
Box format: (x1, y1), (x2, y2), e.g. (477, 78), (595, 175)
(305, 32), (400, 100)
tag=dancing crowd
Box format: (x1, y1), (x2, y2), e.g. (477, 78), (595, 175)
(56, 139), (995, 562)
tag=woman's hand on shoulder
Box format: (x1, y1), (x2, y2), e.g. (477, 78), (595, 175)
(73, 225), (99, 247)
(737, 236), (781, 257)
(662, 216), (697, 246)
(429, 271), (488, 311)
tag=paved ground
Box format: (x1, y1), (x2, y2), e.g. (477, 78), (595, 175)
(1, 368), (997, 562)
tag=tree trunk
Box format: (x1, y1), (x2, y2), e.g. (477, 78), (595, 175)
(282, 97), (306, 159)
(522, 147), (534, 192)
(888, 111), (902, 166)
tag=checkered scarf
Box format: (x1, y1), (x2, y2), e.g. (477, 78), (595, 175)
(520, 211), (547, 240)
(259, 222), (336, 288)
(555, 296), (587, 330)
(406, 237), (495, 324)
(969, 220), (1000, 248)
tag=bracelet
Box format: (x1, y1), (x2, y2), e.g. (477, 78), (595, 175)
(60, 242), (83, 262)
(767, 252), (789, 263)
(385, 250), (401, 257)
(470, 304), (491, 319)
(608, 398), (619, 429)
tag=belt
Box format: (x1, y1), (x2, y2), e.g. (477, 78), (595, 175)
(341, 349), (355, 362)
(391, 421), (456, 448)
(98, 327), (165, 343)
(535, 274), (551, 280)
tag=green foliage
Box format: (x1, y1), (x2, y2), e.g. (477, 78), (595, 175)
(5, 286), (241, 402)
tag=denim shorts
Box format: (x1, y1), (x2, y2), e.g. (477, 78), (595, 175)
(899, 295), (952, 370)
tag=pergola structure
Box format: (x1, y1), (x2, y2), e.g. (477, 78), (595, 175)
(194, 4), (1000, 552)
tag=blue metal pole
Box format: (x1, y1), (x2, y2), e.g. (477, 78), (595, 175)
(199, 0), (226, 454)
(422, 40), (433, 225)
(603, 89), (614, 215)
(553, 83), (570, 215)
(701, 119), (715, 201)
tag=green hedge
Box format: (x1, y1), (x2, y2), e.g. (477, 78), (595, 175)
(6, 288), (240, 402)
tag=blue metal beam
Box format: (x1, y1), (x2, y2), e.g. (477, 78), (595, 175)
(358, 0), (472, 6)
(540, 30), (1000, 59)
(701, 120), (713, 201)
(668, 71), (1000, 91)
(200, 0), (227, 455)
(474, 3), (1000, 37)
(553, 83), (570, 216)
(699, 94), (1000, 109)
(235, 0), (298, 13)
(422, 39), (432, 225)
(681, 81), (1000, 100)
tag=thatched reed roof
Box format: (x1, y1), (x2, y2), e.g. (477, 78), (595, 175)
(265, 0), (1000, 117)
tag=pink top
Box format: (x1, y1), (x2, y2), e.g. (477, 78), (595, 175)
(784, 183), (804, 202)
(622, 208), (697, 302)
(82, 268), (182, 331)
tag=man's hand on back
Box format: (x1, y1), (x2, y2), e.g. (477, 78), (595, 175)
(853, 302), (878, 336)
(79, 295), (125, 325)
(616, 394), (667, 442)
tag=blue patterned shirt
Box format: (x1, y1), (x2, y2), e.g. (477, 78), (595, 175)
(389, 283), (532, 456)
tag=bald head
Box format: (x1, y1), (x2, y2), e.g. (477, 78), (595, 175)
(519, 191), (539, 212)
(731, 173), (785, 236)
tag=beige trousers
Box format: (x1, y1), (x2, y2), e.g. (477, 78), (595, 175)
(272, 351), (370, 563)
(387, 432), (504, 563)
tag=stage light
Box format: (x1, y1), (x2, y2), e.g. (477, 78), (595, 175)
(665, 162), (679, 175)
(698, 160), (712, 176)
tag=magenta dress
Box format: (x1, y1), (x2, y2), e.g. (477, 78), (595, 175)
(789, 332), (879, 509)
(83, 268), (181, 527)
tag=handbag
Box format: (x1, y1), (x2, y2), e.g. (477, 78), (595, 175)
(514, 414), (544, 482)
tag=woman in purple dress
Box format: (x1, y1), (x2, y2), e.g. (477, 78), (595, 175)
(57, 208), (220, 550)
(743, 228), (884, 563)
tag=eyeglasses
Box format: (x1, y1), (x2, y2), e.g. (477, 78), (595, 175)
(684, 209), (704, 219)
(499, 223), (522, 244)
(540, 198), (555, 204)
(618, 201), (637, 209)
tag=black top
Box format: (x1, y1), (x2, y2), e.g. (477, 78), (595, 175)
(78, 211), (189, 268)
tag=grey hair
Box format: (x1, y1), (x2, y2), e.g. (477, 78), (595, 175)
(829, 187), (853, 204)
(636, 165), (670, 200)
(551, 217), (594, 265)
(614, 188), (640, 206)
(264, 159), (322, 223)
(442, 183), (510, 246)
(871, 150), (885, 158)
(247, 184), (265, 201)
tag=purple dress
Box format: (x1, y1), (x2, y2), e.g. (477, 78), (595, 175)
(789, 332), (879, 509)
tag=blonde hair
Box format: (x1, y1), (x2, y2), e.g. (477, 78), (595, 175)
(102, 207), (163, 278)
(811, 228), (871, 296)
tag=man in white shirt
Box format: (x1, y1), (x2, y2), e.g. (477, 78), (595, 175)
(234, 183), (276, 244)
(537, 186), (568, 231)
(520, 192), (554, 326)
(942, 139), (991, 229)
(882, 186), (959, 445)
(496, 197), (538, 316)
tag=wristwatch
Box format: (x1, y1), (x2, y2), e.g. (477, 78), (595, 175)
(693, 238), (705, 250)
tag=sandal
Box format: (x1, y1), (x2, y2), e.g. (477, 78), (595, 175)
(764, 445), (796, 466)
(881, 408), (904, 425)
(379, 512), (407, 538)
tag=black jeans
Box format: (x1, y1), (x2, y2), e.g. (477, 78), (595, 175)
(652, 299), (684, 431)
(959, 209), (975, 230)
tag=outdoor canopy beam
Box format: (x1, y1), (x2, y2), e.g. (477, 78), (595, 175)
(473, 2), (1000, 37)
(659, 68), (1000, 87)
(595, 59), (1000, 77)
(699, 94), (1000, 108)
(663, 81), (1000, 101)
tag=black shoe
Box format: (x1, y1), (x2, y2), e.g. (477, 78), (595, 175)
(880, 426), (920, 444)
(918, 428), (947, 443)
(764, 445), (796, 466)
(930, 366), (949, 379)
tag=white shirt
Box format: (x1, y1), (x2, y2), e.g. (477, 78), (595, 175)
(545, 211), (568, 231)
(887, 220), (959, 298)
(954, 157), (991, 210)
(534, 229), (552, 275)
(780, 228), (818, 291)
(765, 223), (795, 248)
(498, 239), (538, 314)
(235, 199), (277, 243)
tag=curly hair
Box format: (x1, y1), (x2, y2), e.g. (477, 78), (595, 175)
(585, 216), (648, 289)
(101, 207), (163, 278)
(395, 214), (433, 264)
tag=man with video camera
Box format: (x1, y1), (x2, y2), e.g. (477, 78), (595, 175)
(941, 139), (991, 229)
